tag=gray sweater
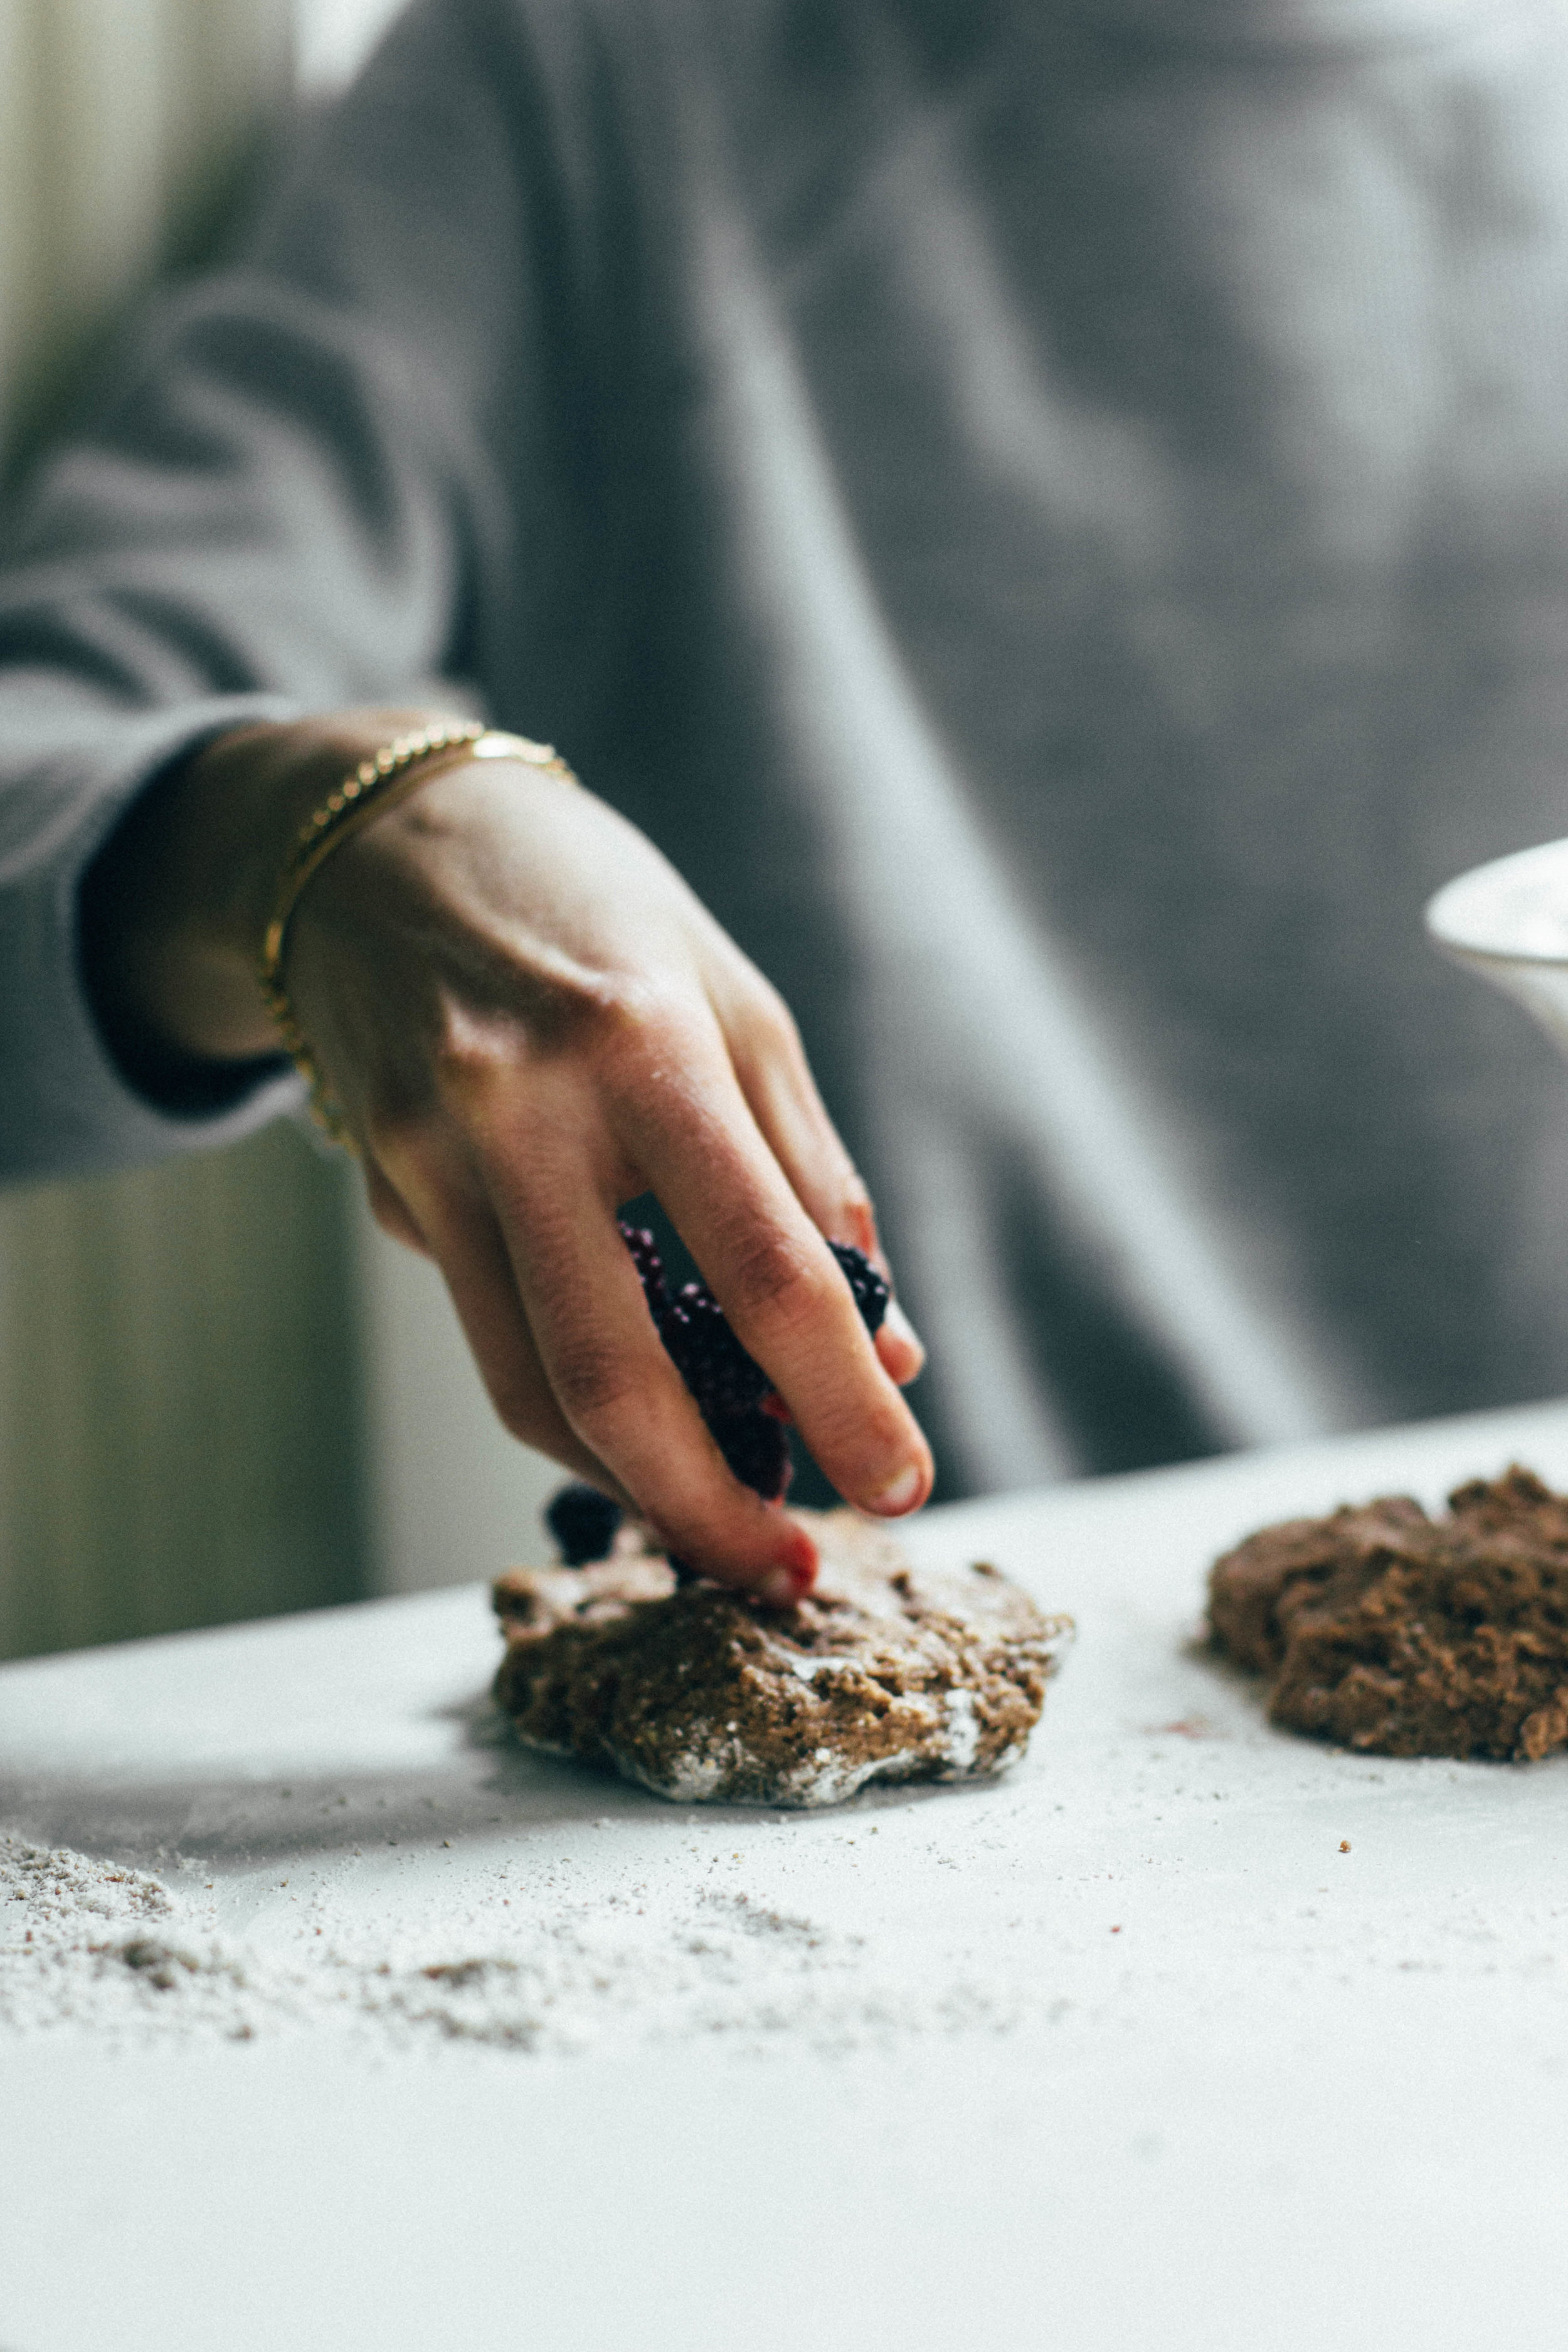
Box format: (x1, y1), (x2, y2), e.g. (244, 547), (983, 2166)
(6, 0), (1568, 1490)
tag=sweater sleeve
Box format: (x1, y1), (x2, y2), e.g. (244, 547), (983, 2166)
(0, 0), (566, 1182)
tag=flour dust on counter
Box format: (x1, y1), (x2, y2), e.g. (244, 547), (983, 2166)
(0, 1826), (1032, 2055)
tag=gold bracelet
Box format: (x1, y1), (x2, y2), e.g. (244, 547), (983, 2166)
(257, 721), (578, 1146)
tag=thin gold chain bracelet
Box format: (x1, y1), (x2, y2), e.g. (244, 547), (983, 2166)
(257, 720), (578, 1146)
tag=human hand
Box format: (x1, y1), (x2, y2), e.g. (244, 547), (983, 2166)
(92, 710), (930, 1597)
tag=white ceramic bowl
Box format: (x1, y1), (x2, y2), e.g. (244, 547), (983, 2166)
(1425, 837), (1568, 1055)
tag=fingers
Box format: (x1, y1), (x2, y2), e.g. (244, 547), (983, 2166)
(723, 988), (874, 1249)
(379, 1131), (814, 1596)
(725, 989), (926, 1387)
(405, 1076), (820, 1597)
(368, 1135), (633, 1507)
(300, 755), (927, 1574)
(607, 1020), (933, 1522)
(876, 1300), (926, 1387)
(363, 1158), (433, 1257)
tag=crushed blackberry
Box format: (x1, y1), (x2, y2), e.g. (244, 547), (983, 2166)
(545, 1481), (623, 1566)
(618, 1224), (891, 1502)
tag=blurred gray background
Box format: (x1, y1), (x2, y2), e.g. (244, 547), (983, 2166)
(0, 0), (559, 1660)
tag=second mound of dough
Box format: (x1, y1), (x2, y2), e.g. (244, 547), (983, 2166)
(492, 1510), (1070, 1808)
(1207, 1465), (1568, 1761)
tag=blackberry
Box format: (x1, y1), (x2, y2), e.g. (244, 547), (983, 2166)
(827, 1240), (890, 1338)
(618, 1222), (667, 1311)
(618, 1223), (890, 1502)
(703, 1407), (791, 1502)
(545, 1481), (623, 1565)
(657, 1282), (770, 1418)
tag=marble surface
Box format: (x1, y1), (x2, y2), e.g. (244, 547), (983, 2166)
(8, 1397), (1568, 2350)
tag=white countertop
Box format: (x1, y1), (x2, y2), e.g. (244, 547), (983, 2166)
(8, 1397), (1568, 2351)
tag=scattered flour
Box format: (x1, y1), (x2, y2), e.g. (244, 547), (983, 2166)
(1, 1834), (1027, 2056)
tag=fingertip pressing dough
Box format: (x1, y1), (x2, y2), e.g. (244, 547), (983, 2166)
(492, 1509), (1071, 1807)
(1207, 1464), (1568, 1761)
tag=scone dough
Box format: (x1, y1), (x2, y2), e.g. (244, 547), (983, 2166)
(492, 1509), (1071, 1807)
(1207, 1465), (1568, 1761)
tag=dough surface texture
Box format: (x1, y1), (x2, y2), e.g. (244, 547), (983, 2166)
(1207, 1465), (1568, 1761)
(492, 1510), (1070, 1807)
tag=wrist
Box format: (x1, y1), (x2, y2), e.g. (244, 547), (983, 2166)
(81, 706), (473, 1083)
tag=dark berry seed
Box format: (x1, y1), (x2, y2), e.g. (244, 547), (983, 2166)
(545, 1482), (623, 1565)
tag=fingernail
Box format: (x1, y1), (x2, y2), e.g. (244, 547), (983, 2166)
(868, 1461), (924, 1515)
(884, 1300), (923, 1353)
(761, 1552), (816, 1606)
(759, 1524), (817, 1604)
(788, 1525), (818, 1573)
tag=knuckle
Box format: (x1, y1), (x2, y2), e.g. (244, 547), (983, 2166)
(484, 1366), (550, 1448)
(840, 1168), (874, 1218)
(835, 1177), (878, 1256)
(586, 977), (701, 1073)
(430, 1017), (511, 1106)
(749, 980), (802, 1052)
(549, 1335), (644, 1428)
(591, 970), (677, 1029)
(522, 967), (644, 1054)
(491, 1392), (539, 1448)
(723, 1229), (827, 1331)
(733, 992), (807, 1084)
